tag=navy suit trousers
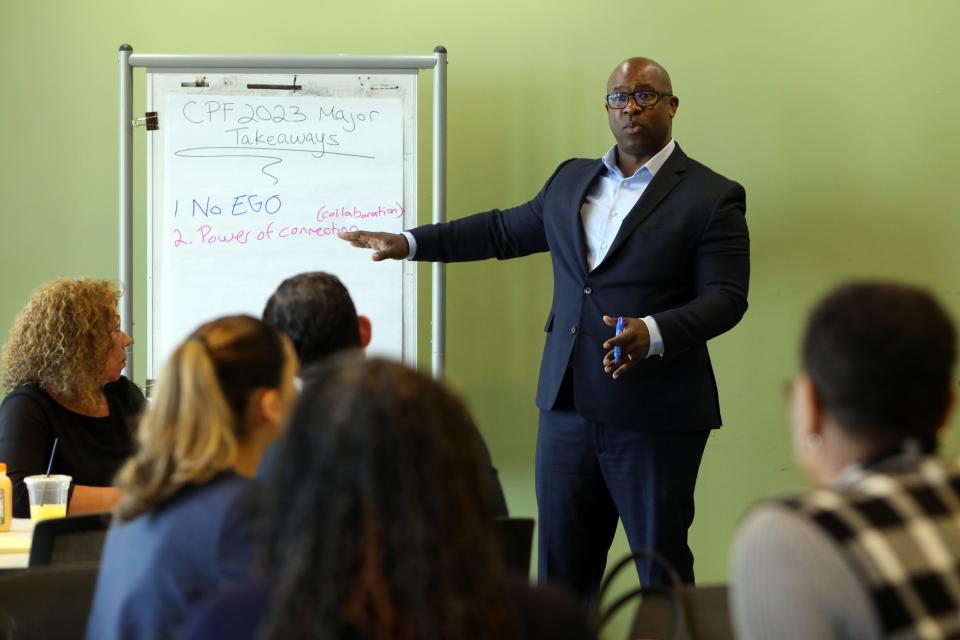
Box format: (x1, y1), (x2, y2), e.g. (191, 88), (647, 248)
(535, 380), (709, 606)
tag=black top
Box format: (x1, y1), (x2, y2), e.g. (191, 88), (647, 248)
(0, 376), (145, 517)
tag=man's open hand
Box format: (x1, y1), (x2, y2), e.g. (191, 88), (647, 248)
(337, 230), (409, 261)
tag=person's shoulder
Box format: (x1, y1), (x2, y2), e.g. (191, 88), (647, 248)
(555, 157), (601, 175)
(194, 472), (259, 505)
(732, 496), (841, 570)
(540, 158), (603, 194)
(673, 145), (743, 191)
(731, 494), (884, 640)
(1, 384), (50, 407)
(736, 498), (817, 541)
(0, 384), (54, 422)
(154, 473), (258, 520)
(104, 376), (146, 410)
(732, 500), (826, 594)
(104, 375), (142, 397)
(206, 473), (263, 527)
(0, 385), (55, 470)
(133, 474), (260, 546)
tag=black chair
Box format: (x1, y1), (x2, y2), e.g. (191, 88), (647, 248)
(28, 512), (111, 567)
(493, 516), (535, 574)
(594, 551), (733, 640)
(629, 584), (733, 640)
(0, 562), (99, 639)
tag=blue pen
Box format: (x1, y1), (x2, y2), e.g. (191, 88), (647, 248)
(613, 316), (625, 364)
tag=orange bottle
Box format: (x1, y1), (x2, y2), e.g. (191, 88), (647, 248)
(0, 463), (11, 532)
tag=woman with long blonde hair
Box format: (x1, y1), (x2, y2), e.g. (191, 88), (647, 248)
(183, 356), (594, 640)
(0, 277), (142, 516)
(86, 315), (298, 640)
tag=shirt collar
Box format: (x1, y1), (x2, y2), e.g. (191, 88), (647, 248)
(832, 439), (927, 489)
(602, 138), (676, 180)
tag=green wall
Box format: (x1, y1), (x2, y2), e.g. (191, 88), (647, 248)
(3, 0), (960, 634)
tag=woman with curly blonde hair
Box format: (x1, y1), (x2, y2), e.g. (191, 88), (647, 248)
(0, 277), (144, 517)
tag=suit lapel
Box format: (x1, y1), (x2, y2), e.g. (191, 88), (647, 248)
(599, 146), (689, 268)
(569, 161), (604, 274)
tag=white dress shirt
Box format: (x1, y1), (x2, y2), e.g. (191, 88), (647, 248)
(403, 140), (676, 358)
(577, 140), (676, 357)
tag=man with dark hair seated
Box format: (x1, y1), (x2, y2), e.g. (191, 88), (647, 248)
(732, 281), (960, 639)
(261, 272), (508, 516)
(262, 271), (372, 369)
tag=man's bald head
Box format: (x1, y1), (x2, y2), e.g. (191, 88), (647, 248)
(607, 57), (673, 94)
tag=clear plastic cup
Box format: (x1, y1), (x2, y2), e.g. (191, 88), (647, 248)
(23, 474), (72, 522)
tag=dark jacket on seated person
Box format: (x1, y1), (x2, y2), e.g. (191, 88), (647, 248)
(86, 473), (261, 640)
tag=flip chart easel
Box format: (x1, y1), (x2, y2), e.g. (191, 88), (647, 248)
(118, 46), (448, 382)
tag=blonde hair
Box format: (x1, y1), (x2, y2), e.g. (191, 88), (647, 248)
(115, 315), (288, 521)
(2, 278), (120, 408)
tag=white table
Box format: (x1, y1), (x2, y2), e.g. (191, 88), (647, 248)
(0, 518), (35, 569)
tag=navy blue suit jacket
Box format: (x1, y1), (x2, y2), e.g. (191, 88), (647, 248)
(411, 145), (749, 431)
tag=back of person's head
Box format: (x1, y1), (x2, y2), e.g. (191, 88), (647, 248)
(802, 281), (956, 447)
(2, 277), (120, 407)
(262, 272), (361, 367)
(115, 315), (291, 521)
(260, 356), (515, 640)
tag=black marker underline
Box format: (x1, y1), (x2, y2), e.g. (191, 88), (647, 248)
(174, 146), (375, 160)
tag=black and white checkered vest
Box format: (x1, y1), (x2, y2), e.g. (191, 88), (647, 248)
(779, 455), (960, 639)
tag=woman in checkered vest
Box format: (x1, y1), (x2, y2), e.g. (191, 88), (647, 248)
(732, 281), (960, 640)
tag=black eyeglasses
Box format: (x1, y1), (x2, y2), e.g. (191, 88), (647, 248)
(605, 90), (674, 109)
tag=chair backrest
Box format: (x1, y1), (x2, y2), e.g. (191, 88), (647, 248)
(493, 517), (535, 574)
(0, 562), (100, 640)
(28, 512), (111, 567)
(629, 584), (734, 640)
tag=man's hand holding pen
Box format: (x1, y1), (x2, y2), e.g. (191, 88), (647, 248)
(602, 315), (650, 379)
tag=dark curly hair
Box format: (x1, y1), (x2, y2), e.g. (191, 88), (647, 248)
(802, 281), (956, 446)
(258, 356), (517, 640)
(262, 272), (361, 367)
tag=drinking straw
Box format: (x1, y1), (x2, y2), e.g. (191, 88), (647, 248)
(34, 438), (61, 510)
(45, 438), (58, 476)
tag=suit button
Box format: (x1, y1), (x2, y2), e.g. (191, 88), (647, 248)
(570, 326), (578, 334)
(583, 287), (592, 295)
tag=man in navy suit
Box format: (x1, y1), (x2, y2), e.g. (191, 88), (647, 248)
(339, 57), (750, 605)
